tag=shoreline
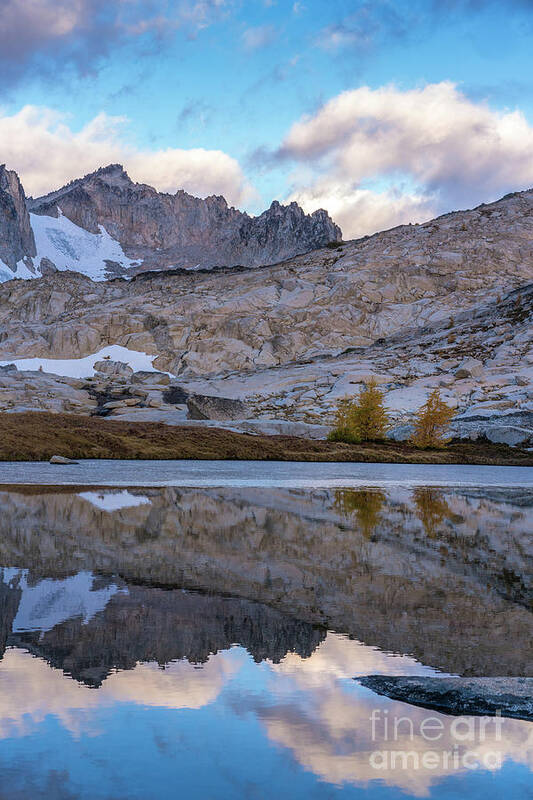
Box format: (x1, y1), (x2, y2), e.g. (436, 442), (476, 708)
(0, 412), (532, 466)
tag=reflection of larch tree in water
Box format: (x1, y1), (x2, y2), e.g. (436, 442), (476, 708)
(333, 489), (386, 538)
(413, 488), (452, 537)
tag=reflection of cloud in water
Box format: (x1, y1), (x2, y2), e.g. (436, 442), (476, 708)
(0, 648), (244, 739)
(259, 635), (533, 796)
(272, 633), (443, 685)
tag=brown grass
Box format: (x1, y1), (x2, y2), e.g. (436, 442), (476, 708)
(0, 412), (531, 465)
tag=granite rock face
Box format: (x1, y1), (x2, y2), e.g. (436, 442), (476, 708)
(0, 164), (36, 272)
(0, 184), (532, 439)
(27, 164), (341, 271)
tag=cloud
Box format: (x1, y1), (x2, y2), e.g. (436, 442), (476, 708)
(278, 82), (533, 237)
(177, 99), (214, 128)
(314, 2), (409, 54)
(126, 0), (232, 38)
(0, 105), (255, 206)
(0, 647), (242, 739)
(313, 0), (533, 58)
(288, 180), (435, 240)
(0, 0), (109, 83)
(241, 24), (278, 51)
(0, 0), (233, 87)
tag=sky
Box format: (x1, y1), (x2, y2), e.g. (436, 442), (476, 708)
(1, 0), (533, 238)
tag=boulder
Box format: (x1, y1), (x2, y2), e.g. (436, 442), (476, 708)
(387, 423), (415, 442)
(455, 357), (484, 379)
(163, 386), (188, 405)
(186, 393), (250, 421)
(39, 257), (58, 276)
(93, 360), (134, 377)
(450, 411), (533, 446)
(234, 419), (329, 439)
(131, 371), (170, 385)
(0, 364), (17, 374)
(50, 455), (79, 464)
(485, 426), (533, 447)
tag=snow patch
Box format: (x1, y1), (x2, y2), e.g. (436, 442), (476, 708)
(0, 344), (170, 379)
(30, 209), (136, 281)
(0, 258), (37, 282)
(78, 490), (151, 512)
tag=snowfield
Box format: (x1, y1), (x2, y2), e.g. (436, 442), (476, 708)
(0, 212), (136, 283)
(30, 209), (135, 280)
(0, 345), (169, 378)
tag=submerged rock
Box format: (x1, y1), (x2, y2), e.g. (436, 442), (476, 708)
(358, 676), (533, 721)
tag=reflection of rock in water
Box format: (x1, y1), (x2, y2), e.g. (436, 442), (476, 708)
(0, 573), (21, 659)
(0, 486), (531, 676)
(10, 586), (325, 686)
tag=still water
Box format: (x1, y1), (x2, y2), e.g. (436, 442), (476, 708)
(0, 477), (531, 799)
(0, 459), (533, 487)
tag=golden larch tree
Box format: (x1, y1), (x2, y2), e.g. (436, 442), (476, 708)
(410, 389), (456, 449)
(329, 379), (390, 443)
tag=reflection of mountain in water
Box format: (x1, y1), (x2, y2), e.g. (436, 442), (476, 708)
(0, 577), (21, 659)
(8, 583), (325, 686)
(0, 485), (531, 676)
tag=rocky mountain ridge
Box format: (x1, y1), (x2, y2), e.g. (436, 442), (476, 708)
(0, 164), (341, 279)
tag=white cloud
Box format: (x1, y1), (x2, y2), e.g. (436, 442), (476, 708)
(316, 23), (370, 52)
(0, 647), (243, 739)
(0, 105), (255, 206)
(241, 24), (277, 51)
(280, 82), (533, 237)
(288, 179), (435, 239)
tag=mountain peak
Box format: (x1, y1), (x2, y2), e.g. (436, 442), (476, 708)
(88, 164), (132, 186)
(24, 164), (341, 273)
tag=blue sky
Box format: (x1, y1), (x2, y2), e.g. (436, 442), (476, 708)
(1, 0), (533, 237)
